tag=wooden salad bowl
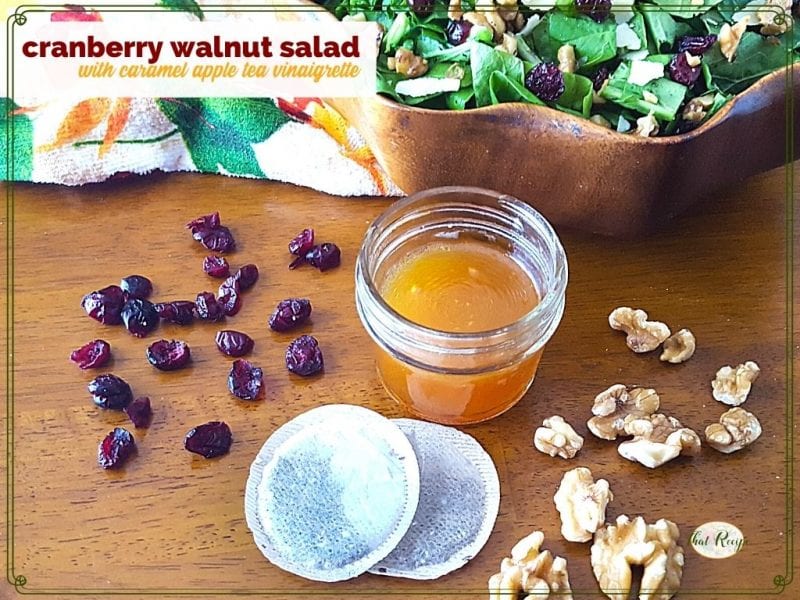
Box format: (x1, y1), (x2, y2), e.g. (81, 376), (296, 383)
(330, 63), (798, 237)
(281, 1), (798, 236)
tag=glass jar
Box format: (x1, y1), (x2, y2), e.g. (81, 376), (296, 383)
(355, 186), (568, 425)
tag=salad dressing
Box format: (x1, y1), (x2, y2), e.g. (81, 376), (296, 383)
(376, 237), (543, 424)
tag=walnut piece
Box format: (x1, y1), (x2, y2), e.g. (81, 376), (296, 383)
(488, 531), (573, 600)
(681, 94), (714, 123)
(756, 0), (792, 34)
(587, 384), (660, 440)
(534, 416), (584, 459)
(659, 328), (696, 363)
(719, 18), (748, 61)
(589, 114), (613, 129)
(618, 413), (701, 469)
(484, 10), (507, 40)
(554, 467), (613, 543)
(591, 515), (684, 600)
(557, 44), (577, 74)
(447, 0), (463, 20)
(711, 361), (760, 406)
(684, 51), (701, 67)
(705, 407), (762, 454)
(387, 48), (428, 78)
(609, 307), (671, 353)
(635, 113), (659, 137)
(496, 33), (518, 56)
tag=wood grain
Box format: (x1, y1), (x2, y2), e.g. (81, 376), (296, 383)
(0, 167), (797, 600)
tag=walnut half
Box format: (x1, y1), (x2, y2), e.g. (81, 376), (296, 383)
(587, 384), (660, 441)
(609, 307), (671, 353)
(618, 413), (701, 469)
(711, 361), (760, 406)
(659, 328), (696, 364)
(554, 467), (613, 543)
(591, 515), (684, 600)
(705, 407), (762, 454)
(488, 531), (573, 600)
(534, 416), (584, 459)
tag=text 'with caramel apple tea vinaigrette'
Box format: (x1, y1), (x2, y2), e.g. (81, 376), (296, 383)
(356, 187), (567, 425)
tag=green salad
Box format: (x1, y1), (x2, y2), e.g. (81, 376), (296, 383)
(321, 0), (798, 135)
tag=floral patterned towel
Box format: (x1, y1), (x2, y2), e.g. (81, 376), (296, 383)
(2, 4), (400, 196)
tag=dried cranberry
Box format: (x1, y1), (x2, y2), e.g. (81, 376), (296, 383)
(677, 34), (717, 56)
(668, 52), (701, 86)
(196, 226), (236, 253)
(288, 255), (308, 270)
(575, 0), (611, 22)
(228, 359), (264, 400)
(203, 255), (230, 278)
(121, 298), (159, 337)
(88, 374), (133, 410)
(120, 275), (153, 299)
(524, 63), (565, 102)
(234, 264), (259, 291)
(288, 228), (315, 256)
(591, 66), (610, 91)
(146, 339), (191, 371)
(407, 0), (434, 15)
(286, 335), (324, 377)
(184, 421), (232, 458)
(70, 339), (111, 369)
(82, 285), (125, 325)
(124, 396), (152, 428)
(218, 277), (242, 317)
(186, 212), (236, 253)
(305, 243), (341, 272)
(268, 298), (312, 332)
(186, 212), (220, 231)
(98, 427), (136, 469)
(446, 19), (473, 46)
(194, 292), (226, 322)
(215, 330), (255, 357)
(154, 300), (195, 325)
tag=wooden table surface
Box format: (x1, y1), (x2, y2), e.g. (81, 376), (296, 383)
(1, 166), (797, 600)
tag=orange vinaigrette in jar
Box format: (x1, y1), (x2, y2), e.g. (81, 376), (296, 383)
(356, 187), (567, 425)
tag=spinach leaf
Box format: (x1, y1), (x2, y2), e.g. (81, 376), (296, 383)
(556, 72), (594, 117)
(489, 71), (546, 105)
(376, 69), (403, 100)
(384, 13), (412, 52)
(629, 12), (649, 50)
(707, 91), (730, 118)
(700, 8), (726, 34)
(532, 16), (559, 62)
(415, 31), (448, 57)
(446, 88), (475, 110)
(704, 31), (795, 94)
(423, 41), (473, 60)
(641, 7), (678, 52)
(547, 12), (617, 68)
(651, 0), (724, 18)
(600, 60), (689, 120)
(471, 42), (526, 107)
(516, 34), (542, 64)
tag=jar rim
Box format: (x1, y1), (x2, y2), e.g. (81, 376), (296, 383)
(357, 186), (568, 344)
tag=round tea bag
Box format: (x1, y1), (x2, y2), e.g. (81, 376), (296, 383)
(368, 418), (500, 580)
(244, 404), (420, 582)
